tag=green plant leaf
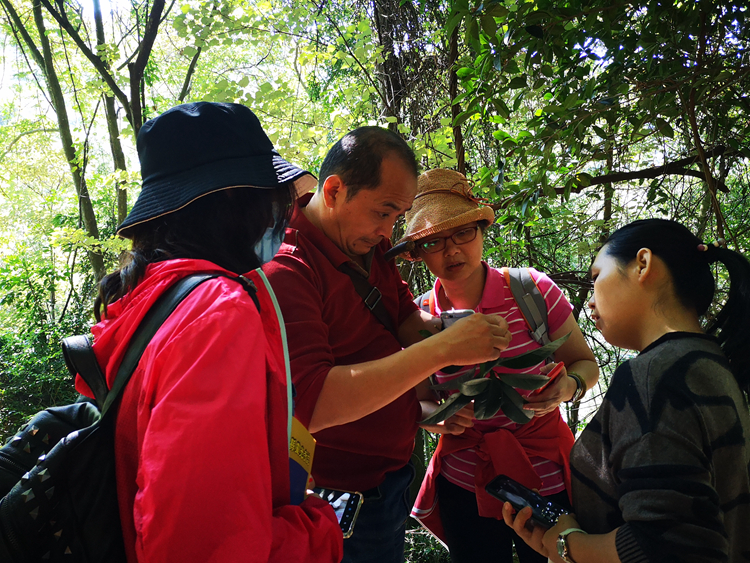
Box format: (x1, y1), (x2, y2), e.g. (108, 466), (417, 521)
(496, 372), (550, 390)
(421, 393), (473, 425)
(460, 377), (491, 396)
(479, 332), (570, 373)
(474, 378), (504, 419)
(497, 380), (533, 424)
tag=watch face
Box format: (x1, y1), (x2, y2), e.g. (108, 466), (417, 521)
(557, 535), (566, 558)
(557, 535), (571, 563)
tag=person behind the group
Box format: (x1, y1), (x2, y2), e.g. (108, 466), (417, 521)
(504, 218), (750, 563)
(393, 169), (598, 563)
(78, 102), (343, 562)
(263, 129), (512, 563)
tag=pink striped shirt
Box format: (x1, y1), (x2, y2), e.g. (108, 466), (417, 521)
(431, 264), (573, 496)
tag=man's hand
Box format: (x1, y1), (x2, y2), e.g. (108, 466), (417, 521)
(419, 401), (474, 435)
(432, 313), (511, 366)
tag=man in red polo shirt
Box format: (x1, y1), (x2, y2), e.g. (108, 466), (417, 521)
(264, 127), (510, 563)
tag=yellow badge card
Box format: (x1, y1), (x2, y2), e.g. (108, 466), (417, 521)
(289, 416), (315, 505)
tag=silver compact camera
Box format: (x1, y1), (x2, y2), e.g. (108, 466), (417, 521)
(440, 309), (474, 329)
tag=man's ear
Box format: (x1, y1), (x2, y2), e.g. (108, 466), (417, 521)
(635, 248), (653, 282)
(321, 175), (347, 209)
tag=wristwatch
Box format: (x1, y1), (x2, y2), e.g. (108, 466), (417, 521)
(557, 527), (587, 563)
(565, 373), (586, 403)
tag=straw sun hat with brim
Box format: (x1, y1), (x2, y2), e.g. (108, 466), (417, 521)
(117, 101), (316, 238)
(388, 169), (495, 261)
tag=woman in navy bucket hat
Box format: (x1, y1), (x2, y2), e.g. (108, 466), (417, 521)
(77, 103), (343, 562)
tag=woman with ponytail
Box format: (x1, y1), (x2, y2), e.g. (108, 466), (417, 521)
(504, 219), (750, 563)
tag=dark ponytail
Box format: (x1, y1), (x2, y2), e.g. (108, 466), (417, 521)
(94, 183), (295, 321)
(604, 219), (750, 395)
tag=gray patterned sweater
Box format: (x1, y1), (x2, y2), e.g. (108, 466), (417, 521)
(571, 332), (750, 563)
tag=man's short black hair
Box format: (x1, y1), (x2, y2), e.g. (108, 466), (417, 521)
(319, 126), (418, 201)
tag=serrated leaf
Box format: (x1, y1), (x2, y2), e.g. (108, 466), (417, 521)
(421, 393), (473, 425)
(474, 378), (504, 419)
(460, 377), (491, 396)
(496, 372), (550, 390)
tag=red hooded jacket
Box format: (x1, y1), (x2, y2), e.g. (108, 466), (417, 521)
(76, 259), (343, 563)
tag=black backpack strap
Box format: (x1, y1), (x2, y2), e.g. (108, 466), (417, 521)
(339, 263), (398, 338)
(62, 335), (109, 406)
(61, 273), (259, 414)
(504, 267), (550, 345)
(101, 273), (223, 415)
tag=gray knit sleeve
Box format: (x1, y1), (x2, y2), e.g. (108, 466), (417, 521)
(615, 525), (650, 563)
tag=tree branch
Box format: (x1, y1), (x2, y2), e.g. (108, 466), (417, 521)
(487, 148), (734, 210)
(314, 1), (391, 116)
(37, 0), (132, 124)
(0, 127), (58, 162)
(127, 0), (165, 131)
(178, 46), (202, 101)
(0, 0), (44, 67)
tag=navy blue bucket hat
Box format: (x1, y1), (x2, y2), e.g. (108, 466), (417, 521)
(117, 102), (315, 238)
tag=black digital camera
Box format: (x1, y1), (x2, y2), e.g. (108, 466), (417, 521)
(485, 475), (569, 528)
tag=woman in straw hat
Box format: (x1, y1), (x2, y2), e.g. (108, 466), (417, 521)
(402, 169), (598, 563)
(77, 102), (342, 562)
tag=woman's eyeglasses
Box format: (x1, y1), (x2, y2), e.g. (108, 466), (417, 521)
(417, 225), (479, 254)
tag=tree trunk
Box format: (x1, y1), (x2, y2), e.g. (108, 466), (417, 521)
(93, 0), (128, 225)
(449, 26), (465, 174)
(371, 0), (404, 131)
(32, 0), (105, 280)
(128, 0), (166, 135)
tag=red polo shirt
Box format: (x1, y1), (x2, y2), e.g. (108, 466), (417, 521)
(263, 194), (421, 491)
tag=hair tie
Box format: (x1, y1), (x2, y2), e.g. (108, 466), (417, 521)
(697, 239), (726, 264)
(697, 239), (727, 252)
